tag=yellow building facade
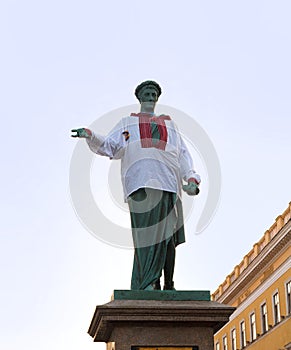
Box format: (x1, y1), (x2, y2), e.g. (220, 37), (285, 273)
(212, 202), (291, 350)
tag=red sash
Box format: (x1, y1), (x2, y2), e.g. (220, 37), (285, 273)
(130, 113), (171, 150)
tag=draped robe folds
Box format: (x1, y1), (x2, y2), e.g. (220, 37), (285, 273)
(86, 112), (200, 290)
(129, 188), (185, 290)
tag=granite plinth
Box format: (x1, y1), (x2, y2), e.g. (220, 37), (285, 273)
(88, 291), (235, 350)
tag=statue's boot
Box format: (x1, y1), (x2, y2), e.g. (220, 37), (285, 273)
(163, 238), (176, 290)
(164, 281), (175, 290)
(153, 279), (161, 290)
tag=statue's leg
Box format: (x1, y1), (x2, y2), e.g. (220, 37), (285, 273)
(130, 243), (165, 290)
(129, 189), (179, 290)
(163, 236), (176, 290)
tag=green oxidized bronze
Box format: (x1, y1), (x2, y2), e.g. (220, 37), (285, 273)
(71, 80), (201, 291)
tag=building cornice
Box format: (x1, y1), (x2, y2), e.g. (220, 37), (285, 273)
(212, 202), (291, 304)
(229, 256), (291, 320)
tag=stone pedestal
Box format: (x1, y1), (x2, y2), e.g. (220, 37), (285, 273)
(88, 291), (235, 350)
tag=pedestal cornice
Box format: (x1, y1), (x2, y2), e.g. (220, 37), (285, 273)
(88, 298), (235, 342)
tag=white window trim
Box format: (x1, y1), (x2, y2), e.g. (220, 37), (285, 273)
(239, 319), (247, 348)
(230, 327), (237, 350)
(249, 310), (257, 341)
(260, 300), (268, 334)
(285, 279), (291, 316)
(222, 334), (228, 350)
(272, 289), (281, 325)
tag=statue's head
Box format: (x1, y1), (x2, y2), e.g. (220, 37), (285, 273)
(135, 80), (162, 103)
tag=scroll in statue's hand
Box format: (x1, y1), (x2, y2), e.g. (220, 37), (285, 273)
(182, 178), (200, 196)
(71, 128), (92, 138)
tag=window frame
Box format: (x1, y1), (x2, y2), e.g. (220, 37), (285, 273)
(272, 290), (281, 325)
(240, 319), (247, 348)
(230, 327), (236, 350)
(260, 301), (268, 334)
(249, 311), (257, 341)
(222, 335), (228, 350)
(285, 279), (291, 315)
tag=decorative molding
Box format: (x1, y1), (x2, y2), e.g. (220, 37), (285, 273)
(213, 221), (291, 304)
(212, 203), (291, 302)
(229, 257), (291, 321)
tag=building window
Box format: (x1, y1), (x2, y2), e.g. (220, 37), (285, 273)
(215, 341), (220, 350)
(231, 328), (236, 350)
(240, 320), (246, 348)
(261, 303), (268, 333)
(250, 312), (257, 341)
(273, 292), (281, 324)
(286, 280), (291, 315)
(223, 335), (228, 350)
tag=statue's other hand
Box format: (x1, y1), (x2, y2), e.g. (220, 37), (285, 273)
(182, 180), (200, 196)
(71, 128), (92, 138)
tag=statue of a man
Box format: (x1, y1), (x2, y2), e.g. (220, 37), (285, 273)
(72, 81), (200, 290)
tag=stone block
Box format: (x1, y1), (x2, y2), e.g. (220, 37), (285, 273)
(88, 291), (235, 350)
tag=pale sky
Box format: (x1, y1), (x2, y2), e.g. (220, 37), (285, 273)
(1, 1), (290, 350)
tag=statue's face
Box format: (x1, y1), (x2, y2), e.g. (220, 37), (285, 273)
(138, 87), (159, 112)
(138, 87), (159, 103)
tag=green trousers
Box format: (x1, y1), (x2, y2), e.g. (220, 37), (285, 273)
(128, 188), (185, 290)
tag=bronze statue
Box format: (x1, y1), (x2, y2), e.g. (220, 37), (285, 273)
(72, 81), (200, 290)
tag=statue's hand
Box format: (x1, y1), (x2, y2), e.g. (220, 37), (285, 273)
(182, 179), (200, 196)
(71, 128), (92, 138)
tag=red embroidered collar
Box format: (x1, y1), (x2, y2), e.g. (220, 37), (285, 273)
(130, 113), (171, 150)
